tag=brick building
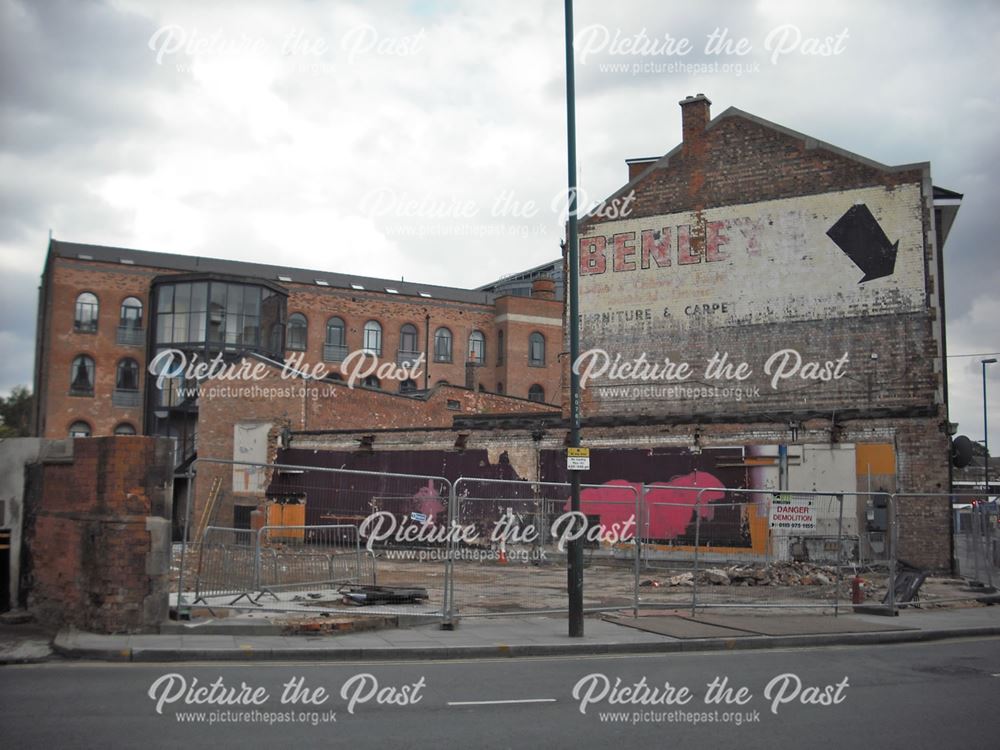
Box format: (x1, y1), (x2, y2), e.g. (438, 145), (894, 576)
(29, 95), (964, 569)
(262, 95), (964, 570)
(32, 239), (563, 456)
(559, 93), (961, 569)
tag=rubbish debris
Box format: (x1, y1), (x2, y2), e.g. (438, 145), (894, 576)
(339, 585), (429, 606)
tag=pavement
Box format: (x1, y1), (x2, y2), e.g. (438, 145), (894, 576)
(3, 605), (1000, 664)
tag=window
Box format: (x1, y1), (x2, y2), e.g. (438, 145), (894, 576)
(434, 327), (453, 363)
(118, 297), (141, 327)
(153, 279), (284, 357)
(399, 378), (417, 394)
(118, 296), (144, 345)
(362, 375), (381, 389)
(468, 330), (485, 364)
(70, 355), (95, 395)
(363, 321), (382, 356)
(120, 297), (143, 328)
(497, 382), (504, 394)
(497, 330), (504, 365)
(528, 384), (545, 403)
(69, 421), (91, 438)
(114, 358), (141, 407)
(74, 292), (99, 332)
(116, 358), (140, 391)
(287, 313), (308, 351)
(324, 317), (347, 362)
(114, 423), (136, 436)
(529, 332), (545, 366)
(398, 324), (421, 367)
(399, 324), (419, 353)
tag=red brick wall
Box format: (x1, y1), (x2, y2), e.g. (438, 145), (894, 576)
(24, 437), (173, 633)
(282, 285), (562, 402)
(557, 99), (951, 567)
(35, 254), (564, 437)
(190, 362), (559, 527)
(36, 259), (156, 438)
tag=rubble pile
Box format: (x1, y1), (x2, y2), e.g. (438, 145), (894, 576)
(642, 561), (841, 588)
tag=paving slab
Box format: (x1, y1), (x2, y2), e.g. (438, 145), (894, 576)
(604, 614), (754, 639)
(37, 606), (1000, 663)
(684, 614), (915, 636)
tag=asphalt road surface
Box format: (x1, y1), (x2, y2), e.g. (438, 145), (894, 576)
(2, 637), (999, 749)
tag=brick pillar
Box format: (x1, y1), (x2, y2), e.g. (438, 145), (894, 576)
(24, 436), (174, 633)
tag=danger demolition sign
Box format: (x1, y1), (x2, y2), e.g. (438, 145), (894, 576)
(768, 495), (817, 531)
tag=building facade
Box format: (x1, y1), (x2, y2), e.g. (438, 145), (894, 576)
(563, 94), (961, 569)
(32, 240), (564, 463)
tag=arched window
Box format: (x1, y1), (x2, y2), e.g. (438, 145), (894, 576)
(118, 296), (144, 345)
(434, 327), (453, 362)
(529, 332), (545, 366)
(74, 292), (99, 332)
(69, 420), (92, 438)
(116, 358), (140, 391)
(435, 379), (450, 386)
(497, 330), (505, 365)
(497, 382), (504, 394)
(114, 423), (136, 436)
(528, 384), (545, 403)
(70, 355), (95, 395)
(363, 321), (382, 356)
(120, 297), (143, 328)
(114, 358), (141, 408)
(325, 317), (346, 362)
(399, 324), (420, 366)
(399, 378), (417, 394)
(362, 374), (381, 389)
(468, 330), (485, 364)
(287, 313), (308, 351)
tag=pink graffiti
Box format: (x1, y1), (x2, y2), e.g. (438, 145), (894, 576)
(573, 472), (727, 540)
(413, 479), (445, 518)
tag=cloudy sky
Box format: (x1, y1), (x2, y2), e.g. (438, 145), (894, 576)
(1, 0), (998, 447)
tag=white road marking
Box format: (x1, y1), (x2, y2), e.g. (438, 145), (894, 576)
(448, 698), (557, 706)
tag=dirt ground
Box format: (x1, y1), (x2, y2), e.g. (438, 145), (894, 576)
(172, 544), (991, 617)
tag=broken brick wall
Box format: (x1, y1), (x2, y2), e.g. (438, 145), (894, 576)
(24, 436), (174, 633)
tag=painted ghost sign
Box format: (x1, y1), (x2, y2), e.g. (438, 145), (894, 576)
(574, 183), (931, 415)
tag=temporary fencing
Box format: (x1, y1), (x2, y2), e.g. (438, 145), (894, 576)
(173, 458), (981, 622)
(178, 458), (453, 618)
(447, 477), (640, 619)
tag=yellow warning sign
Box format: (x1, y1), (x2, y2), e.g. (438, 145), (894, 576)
(567, 447), (590, 470)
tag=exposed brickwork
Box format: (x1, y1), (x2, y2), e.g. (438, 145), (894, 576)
(558, 96), (951, 569)
(34, 250), (563, 438)
(191, 362), (558, 527)
(23, 437), (173, 633)
(34, 260), (155, 438)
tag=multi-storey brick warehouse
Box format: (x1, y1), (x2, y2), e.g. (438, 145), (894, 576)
(32, 240), (563, 453)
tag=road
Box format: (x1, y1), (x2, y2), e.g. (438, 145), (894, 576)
(2, 637), (999, 749)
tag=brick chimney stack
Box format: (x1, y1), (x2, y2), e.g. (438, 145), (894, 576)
(680, 93), (711, 154)
(531, 278), (556, 299)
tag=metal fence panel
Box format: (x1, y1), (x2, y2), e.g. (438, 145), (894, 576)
(449, 477), (640, 618)
(177, 458), (452, 618)
(256, 524), (375, 599)
(193, 526), (258, 605)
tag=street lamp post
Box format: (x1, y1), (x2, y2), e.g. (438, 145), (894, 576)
(983, 358), (997, 493)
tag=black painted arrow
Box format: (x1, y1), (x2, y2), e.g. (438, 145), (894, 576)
(826, 203), (899, 283)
